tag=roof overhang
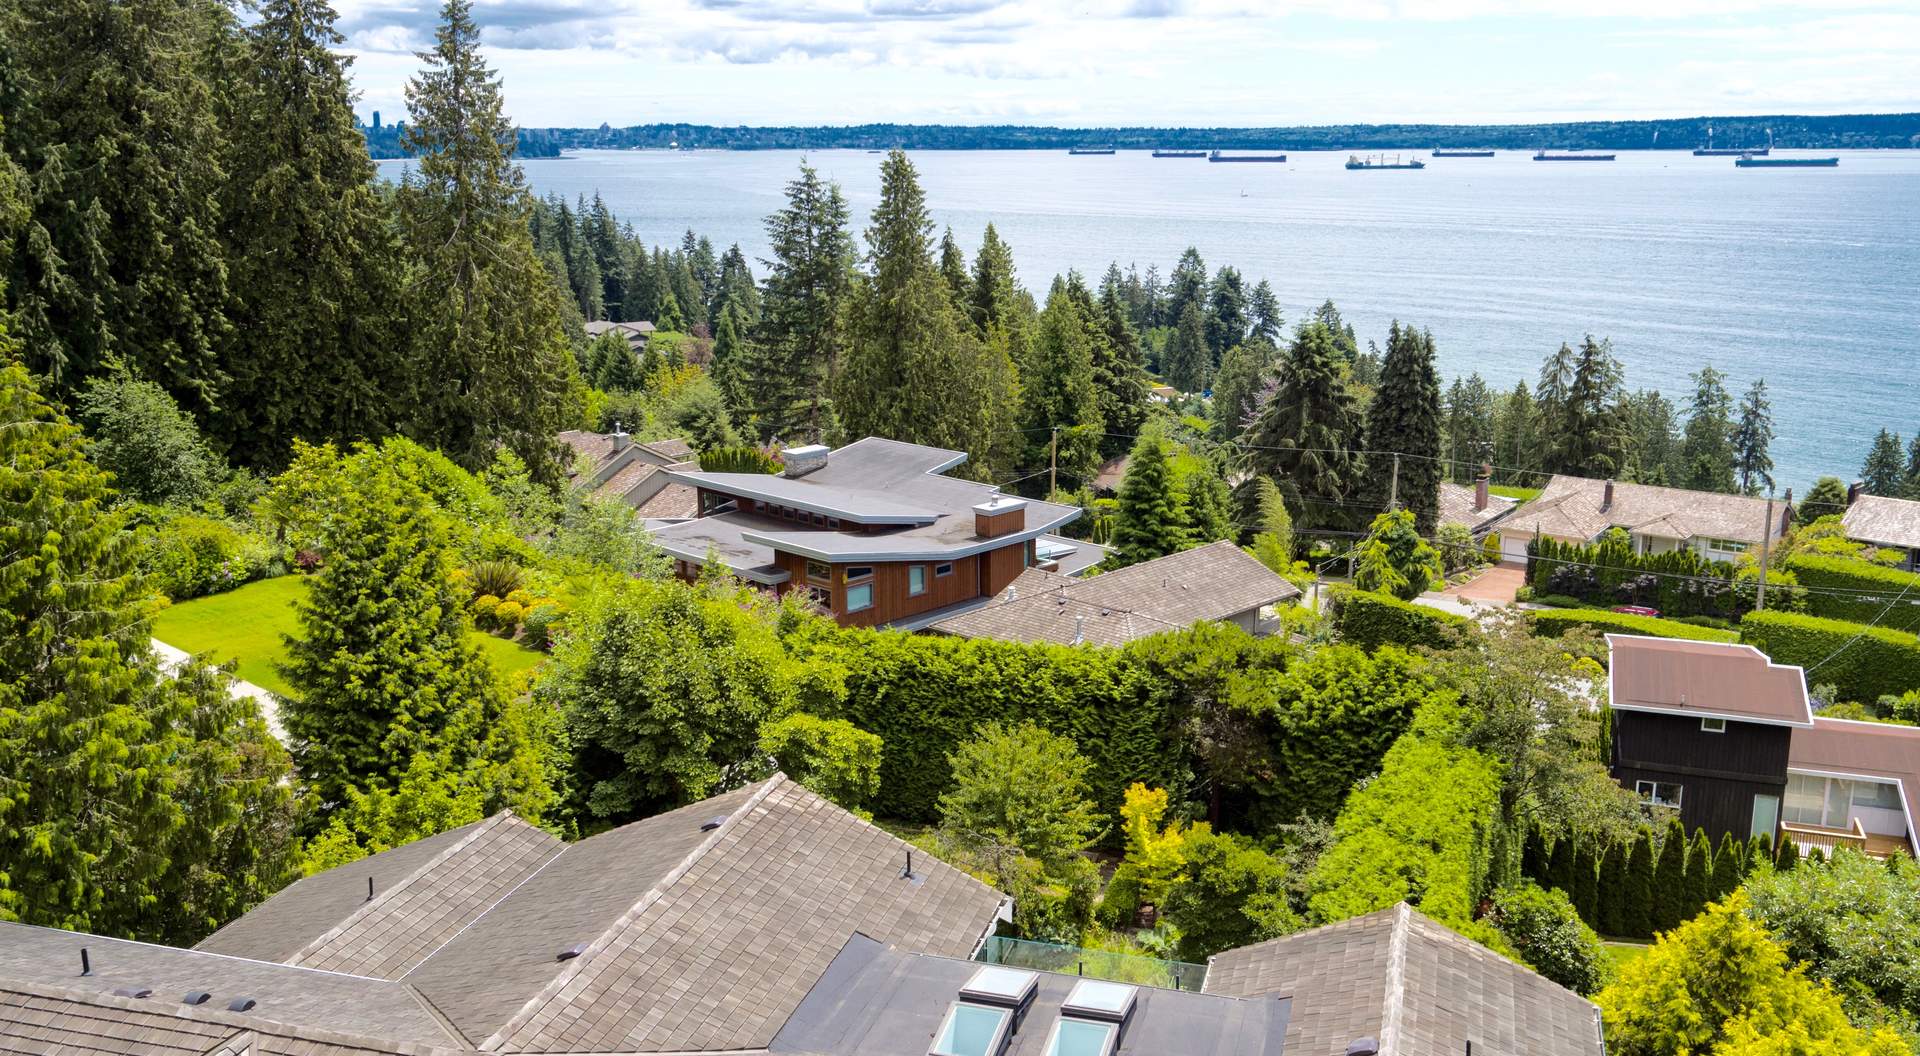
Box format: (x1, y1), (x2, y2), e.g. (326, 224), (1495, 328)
(742, 509), (1081, 564)
(664, 470), (941, 525)
(1609, 702), (1815, 729)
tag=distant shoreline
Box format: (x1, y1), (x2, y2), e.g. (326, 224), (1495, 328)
(359, 113), (1920, 160)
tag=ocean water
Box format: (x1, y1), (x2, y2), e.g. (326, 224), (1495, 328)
(380, 148), (1920, 491)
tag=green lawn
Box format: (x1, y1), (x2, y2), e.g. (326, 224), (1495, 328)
(153, 574), (544, 697)
(1489, 484), (1543, 503)
(1602, 939), (1651, 974)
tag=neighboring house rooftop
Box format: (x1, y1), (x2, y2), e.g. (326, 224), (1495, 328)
(1606, 634), (1814, 727)
(1517, 475), (1784, 547)
(929, 541), (1300, 646)
(1789, 716), (1920, 844)
(1205, 902), (1604, 1056)
(557, 430), (699, 509)
(1842, 493), (1920, 551)
(1437, 481), (1516, 535)
(583, 320), (657, 339)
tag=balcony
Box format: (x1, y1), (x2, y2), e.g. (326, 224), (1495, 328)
(1780, 818), (1913, 860)
(976, 936), (1206, 993)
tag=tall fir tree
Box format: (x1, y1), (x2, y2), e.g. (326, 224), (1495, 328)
(1681, 365), (1737, 493)
(396, 0), (572, 475)
(1651, 817), (1688, 933)
(1111, 430), (1189, 566)
(1549, 336), (1628, 478)
(1710, 831), (1742, 902)
(1904, 435), (1920, 500)
(1165, 301), (1210, 394)
(1598, 839), (1627, 937)
(1181, 457), (1235, 545)
(748, 161), (852, 440)
(1361, 323), (1444, 534)
(968, 223), (1025, 345)
(1248, 280), (1282, 344)
(1545, 833), (1576, 895)
(1203, 266), (1248, 362)
(1797, 476), (1848, 526)
(1624, 827), (1656, 939)
(280, 446), (510, 806)
(1680, 828), (1713, 921)
(1022, 280), (1103, 487)
(1861, 429), (1905, 496)
(1493, 380), (1540, 485)
(937, 227), (970, 313)
(1443, 373), (1497, 484)
(709, 305), (749, 420)
(1624, 389), (1683, 485)
(0, 355), (296, 943)
(3, 0), (234, 411)
(1092, 277), (1152, 453)
(1242, 322), (1365, 533)
(1164, 248), (1208, 328)
(1731, 378), (1775, 495)
(216, 0), (407, 467)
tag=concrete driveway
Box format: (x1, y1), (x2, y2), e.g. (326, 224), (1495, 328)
(1444, 564), (1526, 607)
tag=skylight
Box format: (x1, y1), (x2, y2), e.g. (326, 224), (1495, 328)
(960, 965), (1039, 1008)
(931, 1002), (1012, 1056)
(1044, 1017), (1117, 1056)
(1060, 979), (1137, 1023)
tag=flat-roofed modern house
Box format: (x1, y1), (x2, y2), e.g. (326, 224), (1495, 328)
(0, 774), (1606, 1055)
(647, 438), (1101, 628)
(1840, 487), (1920, 571)
(929, 541), (1300, 646)
(1605, 634), (1917, 858)
(1499, 474), (1790, 564)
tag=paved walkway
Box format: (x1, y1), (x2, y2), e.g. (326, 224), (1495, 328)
(151, 639), (285, 743)
(1443, 564), (1526, 607)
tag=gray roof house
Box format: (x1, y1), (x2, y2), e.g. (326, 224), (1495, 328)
(0, 779), (1606, 1055)
(557, 429), (699, 517)
(582, 319), (657, 351)
(929, 541), (1301, 646)
(1437, 477), (1517, 537)
(1495, 473), (1790, 565)
(1840, 488), (1920, 570)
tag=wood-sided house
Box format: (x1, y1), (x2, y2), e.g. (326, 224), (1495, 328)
(646, 438), (1101, 628)
(1606, 634), (1917, 858)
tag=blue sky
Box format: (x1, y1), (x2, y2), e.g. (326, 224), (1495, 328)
(336, 0), (1920, 128)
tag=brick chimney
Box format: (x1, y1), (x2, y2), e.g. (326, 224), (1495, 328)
(1473, 463), (1491, 513)
(781, 444), (830, 478)
(1847, 480), (1864, 507)
(609, 421), (629, 454)
(974, 496), (1027, 538)
(1601, 479), (1615, 512)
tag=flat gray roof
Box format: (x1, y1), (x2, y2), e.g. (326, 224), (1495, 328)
(650, 512), (793, 583)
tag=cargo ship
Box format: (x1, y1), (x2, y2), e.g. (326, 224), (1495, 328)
(1067, 147), (1116, 155)
(1151, 149), (1208, 158)
(1346, 154), (1425, 170)
(1533, 150), (1615, 161)
(1695, 126), (1770, 156)
(1208, 150), (1286, 162)
(1734, 155), (1838, 168)
(1432, 149), (1495, 157)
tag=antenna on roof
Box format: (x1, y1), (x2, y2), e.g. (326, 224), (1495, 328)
(902, 850), (916, 879)
(80, 947), (91, 977)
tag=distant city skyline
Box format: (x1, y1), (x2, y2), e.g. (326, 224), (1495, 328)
(333, 0), (1919, 130)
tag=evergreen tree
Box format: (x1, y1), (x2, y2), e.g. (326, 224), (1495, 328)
(1164, 248), (1208, 326)
(1362, 323), (1444, 534)
(1681, 365), (1736, 493)
(1774, 835), (1799, 872)
(1443, 373), (1497, 484)
(1522, 825), (1550, 883)
(1710, 832), (1742, 902)
(1652, 817), (1688, 933)
(1182, 458), (1235, 545)
(1624, 828), (1656, 939)
(1550, 336), (1627, 478)
(0, 355), (296, 942)
(1112, 430), (1189, 566)
(1242, 322), (1365, 533)
(709, 306), (749, 419)
(969, 223), (1025, 346)
(1599, 840), (1627, 937)
(1092, 279), (1152, 452)
(1022, 281), (1103, 487)
(1681, 828), (1713, 921)
(1248, 280), (1282, 343)
(1165, 302), (1210, 393)
(1352, 509), (1443, 601)
(1210, 339), (1275, 442)
(1546, 834), (1576, 895)
(1861, 429), (1905, 496)
(1203, 266), (1248, 362)
(585, 331), (639, 391)
(1309, 301), (1360, 362)
(1243, 475), (1294, 559)
(1797, 476), (1848, 526)
(938, 227), (970, 312)
(1904, 435), (1920, 500)
(712, 243), (760, 331)
(1623, 389), (1682, 485)
(3, 0), (234, 413)
(749, 161), (852, 440)
(396, 0), (573, 474)
(1493, 380), (1540, 485)
(215, 0), (407, 467)
(280, 446), (510, 806)
(1747, 832), (1774, 877)
(1536, 342), (1576, 428)
(1731, 379), (1775, 495)
(1573, 840), (1599, 927)
(655, 286), (687, 332)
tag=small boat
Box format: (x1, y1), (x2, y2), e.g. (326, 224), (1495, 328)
(1151, 149), (1208, 158)
(1734, 154), (1838, 168)
(1432, 149), (1495, 157)
(1346, 153), (1425, 170)
(1534, 150), (1615, 161)
(1067, 147), (1116, 155)
(1208, 150), (1286, 163)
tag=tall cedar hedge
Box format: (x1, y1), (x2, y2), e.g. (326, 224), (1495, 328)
(1529, 607), (1739, 645)
(1740, 609), (1920, 703)
(1652, 817), (1688, 933)
(1623, 828), (1656, 939)
(1327, 586), (1471, 652)
(1598, 841), (1627, 936)
(1783, 553), (1920, 634)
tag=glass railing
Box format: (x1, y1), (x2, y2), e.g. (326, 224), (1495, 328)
(976, 936), (1207, 993)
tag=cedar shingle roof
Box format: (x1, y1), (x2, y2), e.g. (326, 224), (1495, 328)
(1606, 634), (1814, 727)
(635, 482), (700, 520)
(930, 541), (1299, 646)
(1206, 903), (1604, 1055)
(489, 776), (1003, 1051)
(1842, 494), (1920, 551)
(1514, 474), (1783, 547)
(1437, 481), (1516, 534)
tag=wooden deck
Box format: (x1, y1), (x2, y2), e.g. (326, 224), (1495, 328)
(1781, 820), (1913, 859)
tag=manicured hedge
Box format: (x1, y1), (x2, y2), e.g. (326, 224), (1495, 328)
(1784, 554), (1920, 634)
(1740, 610), (1920, 702)
(1530, 607), (1740, 646)
(1328, 587), (1471, 652)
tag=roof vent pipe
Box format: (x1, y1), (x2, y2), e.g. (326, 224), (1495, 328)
(182, 991), (212, 1006)
(226, 997), (256, 1013)
(367, 875), (374, 902)
(556, 942), (590, 962)
(1072, 616), (1085, 646)
(1346, 1039), (1380, 1056)
(80, 947), (91, 977)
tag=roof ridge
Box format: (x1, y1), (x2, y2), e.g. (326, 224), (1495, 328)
(287, 811), (520, 971)
(479, 775), (790, 1050)
(1378, 903), (1410, 1055)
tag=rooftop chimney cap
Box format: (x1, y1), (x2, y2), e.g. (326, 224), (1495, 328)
(1346, 1039), (1380, 1056)
(781, 444), (831, 478)
(972, 496), (1028, 515)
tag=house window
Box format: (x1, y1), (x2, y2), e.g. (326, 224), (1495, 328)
(1750, 794), (1780, 839)
(1703, 537), (1749, 554)
(1784, 773), (1832, 827)
(1635, 780), (1683, 809)
(1701, 717), (1727, 733)
(806, 586), (831, 608)
(1852, 780), (1903, 811)
(936, 562), (955, 577)
(846, 582), (874, 613)
(806, 560), (832, 585)
(827, 518), (840, 530)
(845, 566), (874, 582)
(909, 565), (928, 597)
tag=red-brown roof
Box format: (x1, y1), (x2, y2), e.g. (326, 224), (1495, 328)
(1606, 634), (1813, 727)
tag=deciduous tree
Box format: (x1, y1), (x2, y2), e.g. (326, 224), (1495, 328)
(938, 721), (1099, 871)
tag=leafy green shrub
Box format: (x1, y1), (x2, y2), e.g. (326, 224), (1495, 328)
(759, 712), (883, 812)
(466, 559), (524, 600)
(521, 602), (565, 650)
(1784, 554), (1920, 634)
(133, 510), (277, 600)
(470, 594), (501, 629)
(75, 375), (226, 507)
(1674, 614), (1735, 630)
(1530, 608), (1740, 647)
(493, 601), (524, 629)
(1534, 593), (1583, 608)
(697, 445), (781, 474)
(505, 588), (535, 608)
(1740, 610), (1920, 703)
(1490, 883), (1610, 995)
(1530, 530), (1758, 619)
(938, 721), (1100, 869)
(1745, 849), (1920, 1028)
(1161, 825), (1299, 961)
(1327, 587), (1471, 652)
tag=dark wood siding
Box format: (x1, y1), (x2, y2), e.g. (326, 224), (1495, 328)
(1612, 710), (1791, 843)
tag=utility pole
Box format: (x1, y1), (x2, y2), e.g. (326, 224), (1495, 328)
(1388, 454), (1400, 512)
(1757, 491), (1775, 611)
(1049, 427), (1059, 496)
